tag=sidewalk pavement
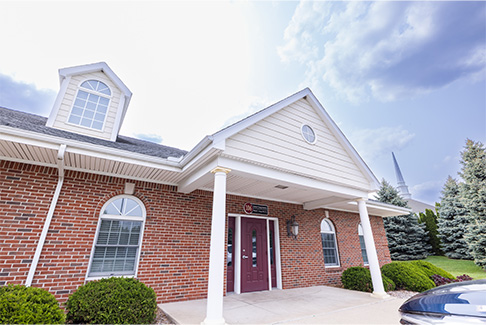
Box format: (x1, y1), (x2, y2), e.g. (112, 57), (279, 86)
(159, 286), (408, 324)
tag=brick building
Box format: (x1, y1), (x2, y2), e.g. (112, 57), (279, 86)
(0, 62), (408, 324)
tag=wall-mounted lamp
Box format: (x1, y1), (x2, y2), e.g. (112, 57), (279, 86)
(286, 215), (299, 239)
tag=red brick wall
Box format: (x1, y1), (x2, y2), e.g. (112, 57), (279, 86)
(0, 160), (391, 304)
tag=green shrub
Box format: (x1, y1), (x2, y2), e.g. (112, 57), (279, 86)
(66, 277), (157, 324)
(410, 260), (455, 280)
(381, 261), (435, 292)
(0, 284), (65, 324)
(382, 274), (396, 292)
(341, 266), (395, 292)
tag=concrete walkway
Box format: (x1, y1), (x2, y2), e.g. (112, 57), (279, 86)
(159, 286), (407, 324)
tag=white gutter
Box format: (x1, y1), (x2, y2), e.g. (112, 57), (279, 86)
(179, 135), (214, 167)
(25, 144), (66, 286)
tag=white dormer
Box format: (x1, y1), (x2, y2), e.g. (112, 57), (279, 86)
(47, 62), (132, 141)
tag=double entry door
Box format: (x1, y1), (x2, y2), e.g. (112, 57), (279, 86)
(227, 216), (277, 293)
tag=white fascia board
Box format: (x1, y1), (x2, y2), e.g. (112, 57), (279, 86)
(216, 156), (369, 198)
(178, 158), (218, 193)
(0, 126), (181, 172)
(180, 136), (214, 167)
(305, 90), (380, 190)
(211, 88), (311, 144)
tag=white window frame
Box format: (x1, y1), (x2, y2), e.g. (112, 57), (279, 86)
(67, 79), (112, 132)
(320, 218), (340, 267)
(300, 123), (317, 145)
(358, 224), (369, 266)
(85, 195), (146, 281)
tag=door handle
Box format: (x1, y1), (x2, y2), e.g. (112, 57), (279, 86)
(242, 255), (248, 259)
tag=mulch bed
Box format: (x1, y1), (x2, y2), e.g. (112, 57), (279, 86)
(153, 306), (175, 325)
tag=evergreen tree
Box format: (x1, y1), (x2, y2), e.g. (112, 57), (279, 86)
(437, 177), (471, 259)
(376, 179), (430, 260)
(419, 208), (442, 256)
(459, 140), (486, 269)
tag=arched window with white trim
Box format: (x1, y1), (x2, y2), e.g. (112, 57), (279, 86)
(88, 195), (146, 278)
(68, 80), (111, 131)
(320, 219), (340, 267)
(358, 224), (369, 265)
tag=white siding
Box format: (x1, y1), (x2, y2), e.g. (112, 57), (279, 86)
(223, 98), (371, 190)
(51, 71), (121, 141)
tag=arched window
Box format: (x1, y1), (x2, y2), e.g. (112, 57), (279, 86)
(68, 80), (111, 131)
(88, 195), (146, 278)
(320, 219), (340, 267)
(358, 224), (369, 265)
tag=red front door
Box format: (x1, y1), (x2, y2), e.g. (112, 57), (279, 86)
(241, 217), (268, 293)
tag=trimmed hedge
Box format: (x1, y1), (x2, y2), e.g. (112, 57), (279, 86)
(410, 260), (455, 280)
(341, 266), (395, 292)
(0, 284), (65, 324)
(65, 277), (157, 324)
(381, 262), (435, 292)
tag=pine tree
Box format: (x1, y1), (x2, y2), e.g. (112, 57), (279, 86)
(459, 140), (486, 269)
(419, 208), (442, 256)
(437, 176), (471, 259)
(376, 179), (430, 260)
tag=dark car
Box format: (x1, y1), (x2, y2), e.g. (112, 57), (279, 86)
(399, 279), (486, 324)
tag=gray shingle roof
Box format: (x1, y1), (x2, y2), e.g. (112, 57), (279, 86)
(0, 106), (187, 159)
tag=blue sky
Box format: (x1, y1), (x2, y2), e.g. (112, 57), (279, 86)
(0, 1), (484, 205)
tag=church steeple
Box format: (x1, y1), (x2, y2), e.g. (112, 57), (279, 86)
(392, 152), (412, 199)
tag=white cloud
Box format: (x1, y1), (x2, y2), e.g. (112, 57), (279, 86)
(0, 1), (253, 151)
(348, 126), (415, 164)
(411, 180), (442, 205)
(280, 1), (486, 103)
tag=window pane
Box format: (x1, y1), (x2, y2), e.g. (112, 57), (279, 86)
(86, 101), (97, 110)
(125, 199), (142, 216)
(92, 121), (103, 130)
(359, 236), (368, 264)
(83, 109), (94, 119)
(77, 90), (89, 99)
(94, 113), (105, 122)
(252, 229), (257, 267)
(74, 99), (86, 108)
(104, 199), (123, 215)
(80, 118), (92, 127)
(99, 97), (110, 106)
(270, 230), (274, 265)
(227, 228), (233, 267)
(321, 233), (338, 266)
(68, 115), (81, 124)
(72, 107), (84, 116)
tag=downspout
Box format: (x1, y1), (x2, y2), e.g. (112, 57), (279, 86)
(25, 144), (66, 286)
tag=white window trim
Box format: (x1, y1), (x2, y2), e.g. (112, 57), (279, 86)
(300, 123), (317, 145)
(85, 195), (146, 282)
(66, 78), (112, 132)
(320, 217), (340, 268)
(358, 224), (369, 266)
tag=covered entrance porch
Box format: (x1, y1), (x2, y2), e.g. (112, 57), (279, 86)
(160, 285), (407, 324)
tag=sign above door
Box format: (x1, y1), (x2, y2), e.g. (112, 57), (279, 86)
(243, 203), (269, 215)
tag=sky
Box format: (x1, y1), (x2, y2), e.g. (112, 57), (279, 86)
(0, 1), (485, 206)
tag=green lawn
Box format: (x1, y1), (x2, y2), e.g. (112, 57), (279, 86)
(422, 256), (486, 279)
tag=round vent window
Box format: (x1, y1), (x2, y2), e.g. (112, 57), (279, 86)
(301, 124), (316, 144)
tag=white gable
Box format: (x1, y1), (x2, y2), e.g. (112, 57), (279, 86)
(216, 89), (378, 192)
(46, 62), (132, 142)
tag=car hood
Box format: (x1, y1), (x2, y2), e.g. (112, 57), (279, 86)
(399, 279), (486, 318)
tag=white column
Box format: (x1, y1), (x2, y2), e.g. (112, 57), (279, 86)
(203, 167), (231, 325)
(357, 199), (389, 298)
